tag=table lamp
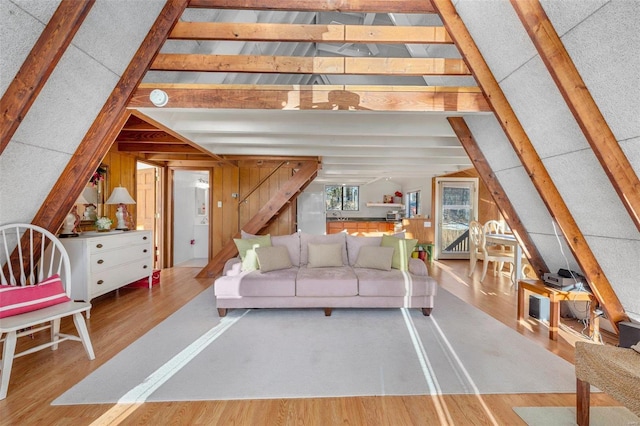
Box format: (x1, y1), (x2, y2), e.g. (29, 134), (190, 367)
(60, 193), (89, 237)
(106, 186), (136, 231)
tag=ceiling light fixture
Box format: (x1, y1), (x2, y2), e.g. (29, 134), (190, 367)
(149, 89), (168, 107)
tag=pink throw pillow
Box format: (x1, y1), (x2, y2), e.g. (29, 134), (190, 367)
(0, 274), (71, 318)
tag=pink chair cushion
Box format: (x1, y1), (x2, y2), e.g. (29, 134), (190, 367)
(0, 274), (71, 318)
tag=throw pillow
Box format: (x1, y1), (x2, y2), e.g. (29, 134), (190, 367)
(380, 235), (418, 271)
(307, 243), (344, 268)
(0, 274), (71, 318)
(354, 246), (394, 271)
(256, 246), (293, 272)
(233, 234), (271, 259)
(300, 232), (347, 265)
(346, 234), (382, 266)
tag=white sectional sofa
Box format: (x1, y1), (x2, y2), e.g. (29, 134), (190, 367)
(214, 231), (437, 317)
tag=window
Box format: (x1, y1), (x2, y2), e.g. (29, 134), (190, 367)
(325, 185), (359, 211)
(407, 190), (420, 218)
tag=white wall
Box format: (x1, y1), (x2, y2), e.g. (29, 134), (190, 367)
(0, 0), (166, 225)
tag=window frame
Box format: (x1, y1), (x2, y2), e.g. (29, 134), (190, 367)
(325, 185), (359, 211)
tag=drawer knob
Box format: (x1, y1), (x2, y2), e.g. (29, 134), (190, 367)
(97, 280), (104, 285)
(97, 259), (104, 264)
(96, 244), (103, 249)
(143, 265), (148, 269)
(143, 236), (148, 240)
(143, 249), (148, 253)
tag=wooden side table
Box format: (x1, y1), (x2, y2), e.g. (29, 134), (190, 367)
(517, 280), (599, 341)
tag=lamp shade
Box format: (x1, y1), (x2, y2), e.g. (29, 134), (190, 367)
(105, 187), (136, 205)
(76, 193), (89, 205)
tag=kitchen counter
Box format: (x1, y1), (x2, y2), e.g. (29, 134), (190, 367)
(326, 217), (388, 222)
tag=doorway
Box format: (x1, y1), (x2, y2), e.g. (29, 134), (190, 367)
(172, 170), (210, 268)
(434, 178), (478, 260)
(136, 162), (162, 268)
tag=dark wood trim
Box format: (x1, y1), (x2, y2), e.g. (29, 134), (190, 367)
(432, 0), (627, 328)
(31, 0), (189, 237)
(188, 0), (436, 13)
(0, 0), (95, 155)
(576, 378), (590, 426)
(448, 117), (549, 278)
(512, 0), (640, 232)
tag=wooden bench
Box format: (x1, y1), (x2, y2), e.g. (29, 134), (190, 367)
(575, 342), (640, 425)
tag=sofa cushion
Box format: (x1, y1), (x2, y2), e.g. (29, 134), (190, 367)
(307, 243), (344, 268)
(272, 233), (301, 267)
(0, 274), (71, 318)
(296, 266), (358, 296)
(355, 268), (434, 297)
(256, 246), (293, 272)
(381, 235), (418, 271)
(215, 268), (298, 297)
(354, 246), (394, 271)
(300, 232), (347, 266)
(346, 234), (382, 266)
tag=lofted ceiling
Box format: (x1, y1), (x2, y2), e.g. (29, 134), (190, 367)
(125, 4), (492, 184)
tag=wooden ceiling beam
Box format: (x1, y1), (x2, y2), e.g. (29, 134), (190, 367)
(169, 22), (452, 44)
(144, 153), (221, 161)
(130, 84), (489, 112)
(432, 0), (628, 327)
(187, 0), (436, 14)
(0, 0), (95, 155)
(129, 110), (234, 166)
(116, 130), (182, 143)
(151, 54), (470, 76)
(117, 142), (202, 154)
(512, 0), (640, 232)
(448, 117), (549, 278)
(32, 0), (189, 238)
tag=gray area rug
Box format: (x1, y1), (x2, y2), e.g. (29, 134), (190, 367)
(514, 406), (640, 426)
(53, 287), (577, 405)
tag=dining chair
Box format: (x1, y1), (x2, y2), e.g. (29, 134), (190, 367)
(0, 223), (95, 400)
(483, 220), (509, 274)
(469, 220), (515, 282)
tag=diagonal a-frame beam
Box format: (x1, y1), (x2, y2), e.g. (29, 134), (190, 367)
(511, 0), (640, 233)
(431, 0), (627, 328)
(448, 117), (549, 278)
(0, 0), (95, 155)
(31, 0), (189, 235)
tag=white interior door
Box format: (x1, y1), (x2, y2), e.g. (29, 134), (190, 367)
(435, 178), (478, 260)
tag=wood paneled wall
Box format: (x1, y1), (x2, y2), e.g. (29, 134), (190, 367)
(210, 162), (296, 257)
(100, 148), (138, 223)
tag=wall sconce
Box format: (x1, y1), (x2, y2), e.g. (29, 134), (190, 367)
(106, 187), (136, 230)
(60, 193), (89, 238)
(149, 89), (169, 107)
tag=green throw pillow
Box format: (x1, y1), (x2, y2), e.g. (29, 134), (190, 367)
(380, 234), (417, 271)
(233, 235), (271, 260)
(233, 235), (272, 271)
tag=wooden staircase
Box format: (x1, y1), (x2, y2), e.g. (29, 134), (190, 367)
(196, 160), (318, 278)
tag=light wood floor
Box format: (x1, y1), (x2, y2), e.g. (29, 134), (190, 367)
(0, 260), (621, 425)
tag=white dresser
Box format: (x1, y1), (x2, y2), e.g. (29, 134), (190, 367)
(60, 230), (153, 306)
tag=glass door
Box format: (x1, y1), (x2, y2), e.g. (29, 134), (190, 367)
(435, 178), (478, 259)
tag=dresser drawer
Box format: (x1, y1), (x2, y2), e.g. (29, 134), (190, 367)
(89, 259), (151, 297)
(89, 244), (151, 272)
(88, 232), (151, 253)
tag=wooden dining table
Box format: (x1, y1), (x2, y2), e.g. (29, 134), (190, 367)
(484, 233), (522, 284)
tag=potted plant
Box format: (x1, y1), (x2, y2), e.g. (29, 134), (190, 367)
(95, 216), (112, 232)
